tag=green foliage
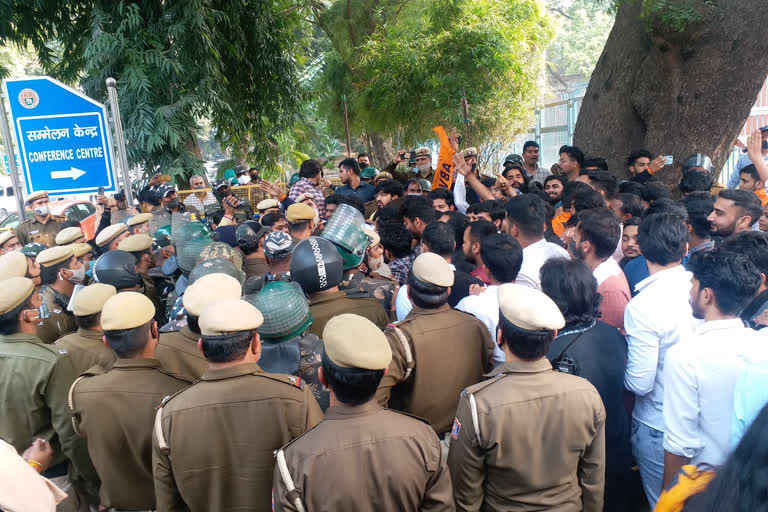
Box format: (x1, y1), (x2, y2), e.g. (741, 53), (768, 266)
(546, 0), (615, 77)
(640, 0), (702, 32)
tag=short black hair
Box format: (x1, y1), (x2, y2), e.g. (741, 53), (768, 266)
(679, 170), (713, 195)
(559, 145), (585, 167)
(375, 180), (403, 199)
(689, 249), (760, 316)
(61, 219), (81, 229)
(299, 159), (323, 179)
(40, 256), (76, 286)
(75, 312), (100, 330)
(0, 293), (33, 335)
(288, 220), (311, 234)
(422, 221), (455, 257)
(616, 193), (644, 218)
(480, 233), (522, 283)
(334, 195), (365, 215)
(428, 187), (454, 207)
(321, 351), (384, 406)
(638, 213), (689, 265)
(498, 313), (555, 360)
(577, 208), (621, 259)
(540, 258), (600, 326)
(562, 181), (594, 210)
(718, 189), (763, 227)
(467, 219), (498, 245)
(339, 157), (361, 176)
(582, 157), (608, 171)
(544, 175), (567, 188)
(379, 222), (413, 258)
(439, 211), (470, 247)
(643, 198), (688, 220)
(104, 321), (153, 358)
(584, 171), (618, 200)
(626, 150), (653, 168)
(643, 182), (672, 204)
(401, 195), (435, 224)
(572, 187), (605, 212)
(618, 181), (646, 199)
(505, 194), (548, 237)
(480, 177), (497, 189)
(623, 216), (641, 228)
(406, 179), (423, 191)
(681, 192), (715, 240)
(740, 164), (761, 183)
(408, 270), (449, 309)
(201, 330), (254, 363)
(260, 212), (285, 228)
(357, 152), (369, 160)
(187, 314), (200, 335)
(720, 231), (768, 278)
(138, 188), (161, 206)
(523, 141), (539, 152)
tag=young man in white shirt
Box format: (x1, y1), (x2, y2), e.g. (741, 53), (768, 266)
(663, 248), (768, 488)
(623, 212), (696, 507)
(505, 194), (569, 290)
(456, 233), (523, 367)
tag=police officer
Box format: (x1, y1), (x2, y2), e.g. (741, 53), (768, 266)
(69, 292), (192, 511)
(20, 242), (46, 286)
(54, 283), (117, 374)
(126, 212), (153, 234)
(291, 236), (389, 336)
(447, 284), (606, 511)
(0, 250), (28, 280)
(205, 179), (253, 223)
(243, 231), (293, 294)
(94, 223), (129, 254)
(0, 277), (91, 509)
(156, 272), (242, 381)
(55, 226), (86, 246)
(392, 147), (435, 184)
(14, 191), (63, 246)
(236, 220), (271, 278)
(152, 297), (322, 511)
(273, 314), (454, 512)
(250, 281), (328, 410)
(118, 233), (168, 325)
(286, 203), (317, 241)
(375, 252), (494, 437)
(0, 230), (21, 253)
(36, 245), (84, 344)
(256, 198), (281, 215)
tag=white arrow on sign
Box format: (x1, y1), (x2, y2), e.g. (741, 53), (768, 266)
(51, 167), (86, 181)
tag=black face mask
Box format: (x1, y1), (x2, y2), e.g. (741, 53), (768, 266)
(762, 141), (768, 150)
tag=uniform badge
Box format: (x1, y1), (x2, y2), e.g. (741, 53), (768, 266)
(450, 417), (461, 440)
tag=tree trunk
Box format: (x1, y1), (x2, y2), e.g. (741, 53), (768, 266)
(574, 0), (768, 186)
(366, 131), (395, 170)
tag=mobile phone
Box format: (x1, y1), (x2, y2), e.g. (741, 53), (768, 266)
(663, 155), (673, 165)
(98, 186), (104, 195)
(402, 152), (411, 160)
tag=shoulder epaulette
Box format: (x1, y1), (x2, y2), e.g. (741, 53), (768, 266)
(257, 371), (305, 390)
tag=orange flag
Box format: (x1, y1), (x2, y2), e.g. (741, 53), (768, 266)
(431, 126), (455, 190)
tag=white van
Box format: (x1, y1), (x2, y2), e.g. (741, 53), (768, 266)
(0, 174), (19, 221)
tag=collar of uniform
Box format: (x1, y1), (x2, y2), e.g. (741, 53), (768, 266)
(201, 362), (263, 381)
(324, 401), (382, 419)
(113, 358), (163, 369)
(0, 333), (42, 344)
(77, 328), (103, 341)
(484, 357), (552, 377)
(407, 303), (451, 317)
(309, 291), (347, 305)
(695, 318), (747, 336)
(180, 326), (199, 342)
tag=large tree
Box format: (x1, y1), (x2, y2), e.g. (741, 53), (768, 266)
(574, 0), (768, 183)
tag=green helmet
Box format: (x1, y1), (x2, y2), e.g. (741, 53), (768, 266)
(319, 203), (368, 270)
(248, 281), (311, 343)
(174, 221), (213, 274)
(174, 221), (212, 244)
(153, 224), (172, 248)
(289, 173), (301, 186)
(361, 167), (377, 179)
(20, 242), (47, 258)
(198, 241), (243, 271)
(188, 257), (246, 285)
(417, 179), (431, 192)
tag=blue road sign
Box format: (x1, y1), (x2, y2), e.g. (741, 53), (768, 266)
(3, 76), (117, 195)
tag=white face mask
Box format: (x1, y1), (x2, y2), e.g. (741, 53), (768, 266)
(65, 265), (86, 284)
(416, 163), (431, 173)
(34, 205), (49, 216)
(237, 175), (251, 185)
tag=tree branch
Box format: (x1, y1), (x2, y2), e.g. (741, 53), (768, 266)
(549, 7), (573, 19)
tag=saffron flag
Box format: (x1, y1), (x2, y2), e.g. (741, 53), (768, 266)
(431, 126), (455, 190)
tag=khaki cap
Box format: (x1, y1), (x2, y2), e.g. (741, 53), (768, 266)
(127, 213), (153, 227)
(0, 277), (35, 314)
(0, 252), (29, 280)
(0, 231), (17, 246)
(183, 273), (242, 317)
(413, 147), (431, 158)
(373, 172), (393, 184)
(286, 203), (316, 223)
(101, 292), (155, 331)
(71, 243), (93, 258)
(462, 147), (478, 158)
(55, 226), (85, 245)
(199, 298), (263, 336)
(323, 314), (392, 370)
(119, 234), (153, 252)
(95, 223), (128, 247)
(498, 283), (565, 331)
(37, 245), (74, 268)
(362, 225), (380, 247)
(257, 198), (280, 211)
(25, 191), (48, 203)
(73, 283), (117, 316)
(412, 252), (454, 287)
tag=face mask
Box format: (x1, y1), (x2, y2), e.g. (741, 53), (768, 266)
(762, 141), (768, 150)
(85, 260), (95, 278)
(416, 163), (431, 173)
(31, 301), (50, 320)
(33, 205), (49, 216)
(66, 265), (86, 284)
(237, 175), (251, 185)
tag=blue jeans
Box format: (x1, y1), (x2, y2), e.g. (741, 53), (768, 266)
(631, 419), (665, 508)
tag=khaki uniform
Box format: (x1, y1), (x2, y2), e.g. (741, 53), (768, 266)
(156, 326), (208, 381)
(152, 363), (323, 511)
(273, 402), (455, 511)
(244, 256), (270, 279)
(14, 216), (63, 247)
(70, 358), (191, 510)
(37, 285), (78, 344)
(447, 359), (606, 512)
(339, 271), (395, 314)
(375, 304), (494, 434)
(309, 291), (389, 337)
(54, 328), (116, 375)
(142, 274), (168, 325)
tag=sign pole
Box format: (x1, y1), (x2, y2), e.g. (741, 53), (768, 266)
(105, 78), (133, 206)
(0, 93), (27, 219)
